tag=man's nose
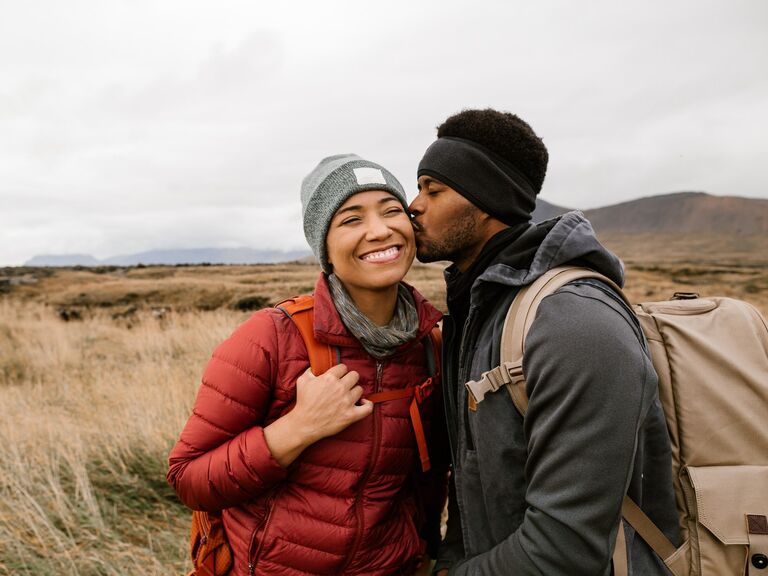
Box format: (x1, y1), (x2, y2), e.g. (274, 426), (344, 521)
(408, 196), (422, 216)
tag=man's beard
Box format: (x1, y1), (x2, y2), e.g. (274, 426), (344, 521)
(415, 204), (483, 264)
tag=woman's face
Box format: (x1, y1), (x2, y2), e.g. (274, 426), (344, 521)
(326, 190), (415, 297)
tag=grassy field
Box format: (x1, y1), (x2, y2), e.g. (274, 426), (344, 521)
(0, 238), (766, 574)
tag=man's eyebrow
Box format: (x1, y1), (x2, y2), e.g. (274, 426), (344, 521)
(418, 177), (440, 189)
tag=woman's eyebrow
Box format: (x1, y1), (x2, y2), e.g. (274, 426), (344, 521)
(335, 204), (362, 216)
(335, 197), (399, 217)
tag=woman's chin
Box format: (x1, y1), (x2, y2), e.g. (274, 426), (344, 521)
(334, 263), (411, 294)
(362, 255), (414, 286)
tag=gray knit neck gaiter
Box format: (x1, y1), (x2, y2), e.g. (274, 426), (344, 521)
(327, 274), (419, 359)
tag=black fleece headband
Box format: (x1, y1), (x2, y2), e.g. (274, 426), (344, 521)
(417, 137), (538, 225)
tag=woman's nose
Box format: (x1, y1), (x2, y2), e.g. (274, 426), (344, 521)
(365, 216), (393, 240)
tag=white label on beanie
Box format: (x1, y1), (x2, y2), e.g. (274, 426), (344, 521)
(353, 167), (386, 185)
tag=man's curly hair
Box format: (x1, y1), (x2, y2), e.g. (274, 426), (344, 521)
(437, 108), (549, 193)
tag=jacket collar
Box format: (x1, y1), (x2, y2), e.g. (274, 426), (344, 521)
(312, 273), (443, 351)
(466, 211), (625, 304)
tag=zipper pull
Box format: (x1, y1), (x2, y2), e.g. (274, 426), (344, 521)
(248, 562), (255, 575)
(375, 360), (384, 389)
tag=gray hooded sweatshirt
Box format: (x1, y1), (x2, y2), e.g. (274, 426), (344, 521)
(437, 212), (680, 575)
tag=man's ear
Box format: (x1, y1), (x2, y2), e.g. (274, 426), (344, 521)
(479, 212), (509, 236)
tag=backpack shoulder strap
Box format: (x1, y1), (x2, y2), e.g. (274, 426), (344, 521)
(424, 326), (442, 379)
(465, 268), (681, 571)
(465, 266), (625, 414)
(276, 295), (337, 376)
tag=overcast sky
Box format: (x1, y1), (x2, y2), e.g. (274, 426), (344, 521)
(1, 0), (766, 265)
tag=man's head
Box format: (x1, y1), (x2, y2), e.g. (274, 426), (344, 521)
(409, 109), (548, 270)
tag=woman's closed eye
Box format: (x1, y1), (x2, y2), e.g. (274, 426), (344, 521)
(339, 216), (362, 226)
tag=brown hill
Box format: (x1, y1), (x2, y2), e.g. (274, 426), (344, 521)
(532, 198), (571, 222)
(583, 192), (768, 235)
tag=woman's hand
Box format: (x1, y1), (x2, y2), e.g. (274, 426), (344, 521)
(292, 364), (373, 442)
(264, 364), (373, 467)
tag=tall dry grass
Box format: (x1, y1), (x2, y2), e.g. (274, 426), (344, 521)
(0, 300), (247, 575)
(1, 260), (765, 575)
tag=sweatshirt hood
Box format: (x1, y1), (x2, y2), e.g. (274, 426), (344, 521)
(472, 210), (625, 296)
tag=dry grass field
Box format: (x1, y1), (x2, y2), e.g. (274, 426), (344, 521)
(0, 237), (766, 575)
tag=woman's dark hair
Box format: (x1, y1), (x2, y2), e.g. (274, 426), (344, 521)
(437, 108), (549, 192)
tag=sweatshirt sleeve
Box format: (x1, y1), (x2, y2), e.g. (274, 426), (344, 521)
(417, 366), (450, 559)
(434, 471), (466, 572)
(450, 285), (655, 575)
(167, 310), (289, 511)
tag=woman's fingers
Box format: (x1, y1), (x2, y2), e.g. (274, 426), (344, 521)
(339, 369), (360, 389)
(349, 383), (364, 403)
(354, 398), (374, 417)
(292, 363), (375, 441)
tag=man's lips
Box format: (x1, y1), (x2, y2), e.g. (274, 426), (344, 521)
(359, 245), (401, 263)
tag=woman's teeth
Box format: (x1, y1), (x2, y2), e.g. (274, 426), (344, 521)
(361, 246), (399, 262)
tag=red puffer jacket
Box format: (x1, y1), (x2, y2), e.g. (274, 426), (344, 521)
(167, 274), (446, 576)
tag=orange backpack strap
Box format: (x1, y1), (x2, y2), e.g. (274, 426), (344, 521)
(277, 297), (441, 474)
(189, 509), (233, 576)
(367, 377), (434, 472)
(365, 327), (442, 473)
(276, 295), (337, 376)
(428, 326), (442, 380)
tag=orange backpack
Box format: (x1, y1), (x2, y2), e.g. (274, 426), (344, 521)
(187, 295), (441, 576)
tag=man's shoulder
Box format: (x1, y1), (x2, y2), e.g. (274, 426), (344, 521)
(531, 279), (645, 352)
(552, 278), (637, 327)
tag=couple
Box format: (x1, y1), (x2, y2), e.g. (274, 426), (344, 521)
(168, 109), (678, 575)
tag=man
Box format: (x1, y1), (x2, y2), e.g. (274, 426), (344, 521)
(409, 109), (679, 575)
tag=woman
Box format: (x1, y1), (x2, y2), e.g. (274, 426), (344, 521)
(167, 154), (446, 576)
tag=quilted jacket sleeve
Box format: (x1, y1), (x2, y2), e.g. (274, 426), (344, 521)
(167, 310), (289, 511)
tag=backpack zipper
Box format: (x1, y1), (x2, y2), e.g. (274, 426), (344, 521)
(339, 359), (383, 573)
(199, 511), (210, 545)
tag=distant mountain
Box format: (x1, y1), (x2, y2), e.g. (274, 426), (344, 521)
(25, 254), (101, 266)
(23, 193), (768, 267)
(583, 191), (768, 235)
(24, 248), (311, 267)
(532, 198), (572, 222)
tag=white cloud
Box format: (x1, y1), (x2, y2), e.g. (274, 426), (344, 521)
(1, 0), (767, 264)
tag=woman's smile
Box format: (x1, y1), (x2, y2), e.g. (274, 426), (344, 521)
(325, 190), (416, 303)
(360, 244), (402, 263)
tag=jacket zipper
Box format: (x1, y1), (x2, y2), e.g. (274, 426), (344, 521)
(441, 317), (458, 467)
(458, 308), (477, 451)
(247, 489), (282, 575)
(340, 359), (383, 573)
(453, 308), (477, 555)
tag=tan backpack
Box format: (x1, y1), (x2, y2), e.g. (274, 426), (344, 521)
(465, 267), (768, 576)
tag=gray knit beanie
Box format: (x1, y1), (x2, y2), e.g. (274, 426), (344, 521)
(301, 154), (409, 273)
